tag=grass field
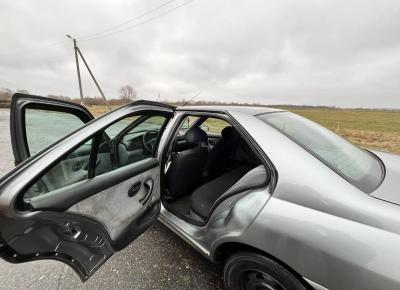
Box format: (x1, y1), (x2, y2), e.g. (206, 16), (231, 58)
(286, 108), (400, 154)
(88, 105), (400, 154)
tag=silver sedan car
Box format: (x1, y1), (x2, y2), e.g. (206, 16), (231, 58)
(0, 93), (399, 290)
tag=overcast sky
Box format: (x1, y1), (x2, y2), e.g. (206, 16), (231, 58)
(1, 0), (400, 108)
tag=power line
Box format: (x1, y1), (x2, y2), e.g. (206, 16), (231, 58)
(77, 0), (178, 40)
(0, 0), (194, 57)
(79, 0), (195, 42)
(0, 0), (177, 56)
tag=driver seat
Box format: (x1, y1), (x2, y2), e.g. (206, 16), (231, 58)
(165, 127), (209, 198)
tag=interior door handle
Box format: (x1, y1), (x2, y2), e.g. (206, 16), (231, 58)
(128, 182), (141, 197)
(139, 179), (154, 205)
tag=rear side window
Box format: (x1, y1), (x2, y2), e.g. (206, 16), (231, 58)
(201, 117), (230, 134)
(177, 116), (199, 136)
(258, 112), (384, 193)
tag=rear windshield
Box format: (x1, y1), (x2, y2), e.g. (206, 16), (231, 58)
(257, 112), (383, 193)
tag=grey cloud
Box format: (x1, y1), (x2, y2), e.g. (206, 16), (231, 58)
(1, 0), (400, 107)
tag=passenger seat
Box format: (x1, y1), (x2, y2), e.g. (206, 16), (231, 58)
(165, 127), (209, 198)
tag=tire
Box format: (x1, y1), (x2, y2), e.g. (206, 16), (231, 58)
(224, 251), (307, 290)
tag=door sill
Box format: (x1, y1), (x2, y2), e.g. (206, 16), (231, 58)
(158, 205), (210, 258)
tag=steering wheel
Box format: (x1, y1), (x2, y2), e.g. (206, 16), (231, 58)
(142, 130), (159, 153)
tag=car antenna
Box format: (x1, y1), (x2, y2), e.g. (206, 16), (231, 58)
(182, 92), (201, 106)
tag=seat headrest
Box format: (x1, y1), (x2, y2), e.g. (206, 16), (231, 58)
(221, 126), (238, 139)
(184, 127), (208, 144)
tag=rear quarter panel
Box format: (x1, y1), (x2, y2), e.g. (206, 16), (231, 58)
(220, 111), (400, 290)
(244, 197), (400, 289)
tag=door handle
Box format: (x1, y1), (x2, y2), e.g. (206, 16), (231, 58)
(128, 182), (141, 197)
(139, 179), (154, 205)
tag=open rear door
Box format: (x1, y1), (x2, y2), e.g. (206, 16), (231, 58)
(0, 94), (175, 280)
(10, 93), (94, 165)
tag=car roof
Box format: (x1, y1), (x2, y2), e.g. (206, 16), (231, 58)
(176, 105), (285, 116)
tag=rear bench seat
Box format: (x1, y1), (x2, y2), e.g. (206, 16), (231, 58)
(189, 165), (270, 220)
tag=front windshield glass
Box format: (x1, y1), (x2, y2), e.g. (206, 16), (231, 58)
(257, 112), (383, 193)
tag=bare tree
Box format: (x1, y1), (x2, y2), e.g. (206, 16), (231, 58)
(0, 88), (13, 100)
(119, 85), (137, 104)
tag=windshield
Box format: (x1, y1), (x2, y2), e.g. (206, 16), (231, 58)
(257, 112), (383, 193)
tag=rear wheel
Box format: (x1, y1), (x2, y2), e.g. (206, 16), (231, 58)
(224, 252), (307, 290)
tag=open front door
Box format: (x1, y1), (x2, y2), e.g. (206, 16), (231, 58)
(0, 94), (175, 280)
(10, 93), (94, 165)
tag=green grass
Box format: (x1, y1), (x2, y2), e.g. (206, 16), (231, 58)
(282, 108), (400, 153)
(286, 108), (400, 133)
(88, 105), (400, 153)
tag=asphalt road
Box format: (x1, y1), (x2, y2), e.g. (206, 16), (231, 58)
(0, 109), (224, 290)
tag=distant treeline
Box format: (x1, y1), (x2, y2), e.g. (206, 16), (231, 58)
(0, 88), (126, 107)
(1, 87), (398, 111)
(166, 99), (263, 107)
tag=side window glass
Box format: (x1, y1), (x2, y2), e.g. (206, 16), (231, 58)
(178, 116), (199, 136)
(201, 117), (230, 134)
(23, 113), (168, 202)
(96, 115), (167, 175)
(24, 139), (93, 202)
(104, 116), (139, 138)
(25, 108), (86, 156)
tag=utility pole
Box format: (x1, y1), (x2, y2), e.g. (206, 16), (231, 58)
(66, 35), (111, 111)
(75, 47), (111, 111)
(67, 35), (84, 105)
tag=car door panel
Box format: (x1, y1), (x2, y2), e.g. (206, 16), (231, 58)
(68, 164), (160, 247)
(0, 95), (175, 280)
(0, 211), (114, 280)
(26, 158), (159, 211)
